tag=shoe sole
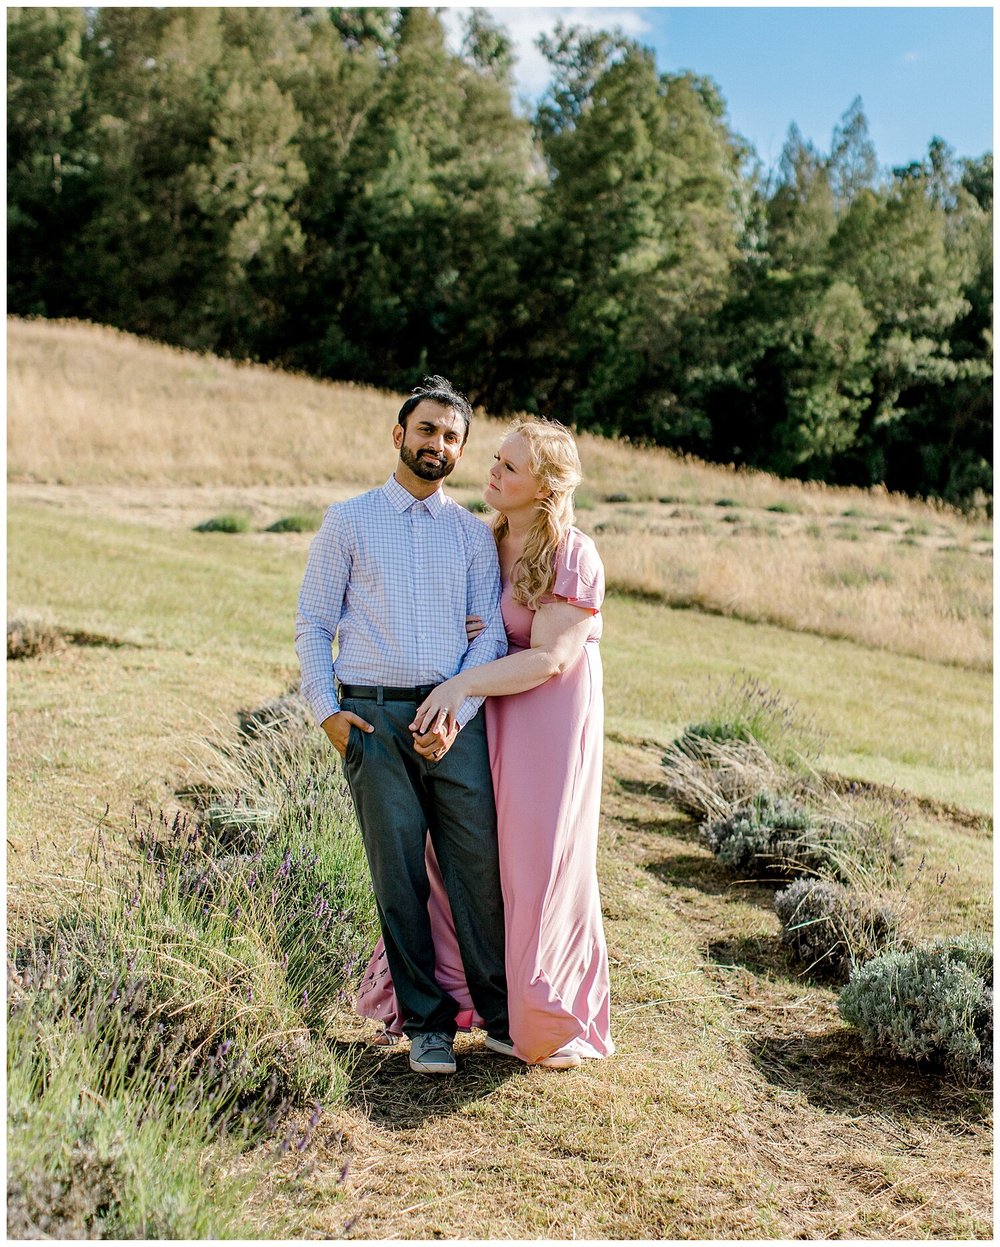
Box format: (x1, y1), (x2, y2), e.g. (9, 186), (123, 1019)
(408, 1059), (456, 1075)
(535, 1053), (582, 1070)
(484, 1037), (518, 1057)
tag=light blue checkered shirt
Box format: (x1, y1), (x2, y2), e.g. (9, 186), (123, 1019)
(295, 474), (507, 729)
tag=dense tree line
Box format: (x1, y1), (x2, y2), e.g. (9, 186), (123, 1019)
(7, 7), (992, 507)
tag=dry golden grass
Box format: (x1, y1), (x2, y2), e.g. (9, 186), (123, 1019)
(8, 316), (991, 672)
(5, 315), (986, 527)
(600, 523), (992, 669)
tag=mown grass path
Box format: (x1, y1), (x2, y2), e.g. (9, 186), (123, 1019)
(263, 737), (990, 1241)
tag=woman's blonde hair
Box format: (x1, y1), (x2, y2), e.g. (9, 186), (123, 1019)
(492, 417), (582, 609)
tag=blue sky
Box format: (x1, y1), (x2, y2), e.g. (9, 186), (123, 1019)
(441, 6), (994, 170)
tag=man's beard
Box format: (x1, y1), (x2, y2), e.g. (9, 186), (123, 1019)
(399, 442), (455, 481)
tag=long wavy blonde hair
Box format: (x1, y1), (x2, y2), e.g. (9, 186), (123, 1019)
(491, 417), (582, 609)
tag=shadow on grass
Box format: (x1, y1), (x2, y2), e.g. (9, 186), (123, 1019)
(746, 1028), (990, 1123)
(329, 1039), (523, 1131)
(615, 810), (702, 843)
(644, 852), (778, 908)
(706, 934), (806, 983)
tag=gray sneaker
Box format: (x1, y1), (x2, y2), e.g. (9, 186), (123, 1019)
(408, 1032), (456, 1075)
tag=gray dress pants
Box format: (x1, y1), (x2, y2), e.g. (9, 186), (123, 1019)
(341, 696), (509, 1039)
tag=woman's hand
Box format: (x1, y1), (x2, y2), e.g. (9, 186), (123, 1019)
(410, 675), (469, 737)
(465, 614), (485, 642)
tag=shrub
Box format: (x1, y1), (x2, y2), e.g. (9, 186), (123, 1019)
(237, 691), (315, 749)
(7, 705), (377, 1235)
(143, 728), (378, 1040)
(838, 936), (992, 1085)
(702, 790), (905, 886)
(6, 996), (259, 1239)
(675, 673), (825, 768)
(774, 877), (901, 980)
(266, 511), (322, 533)
(660, 735), (792, 823)
(605, 492), (631, 503)
(194, 512), (251, 533)
(8, 617), (64, 659)
(701, 792), (834, 879)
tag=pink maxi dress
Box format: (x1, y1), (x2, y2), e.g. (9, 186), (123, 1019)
(356, 527), (614, 1064)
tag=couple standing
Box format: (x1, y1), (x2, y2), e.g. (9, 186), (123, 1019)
(295, 376), (614, 1074)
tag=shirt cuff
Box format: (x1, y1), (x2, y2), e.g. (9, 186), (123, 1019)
(455, 695), (484, 730)
(310, 691), (341, 725)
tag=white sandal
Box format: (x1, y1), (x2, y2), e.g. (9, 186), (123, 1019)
(535, 1047), (581, 1070)
(369, 1028), (403, 1048)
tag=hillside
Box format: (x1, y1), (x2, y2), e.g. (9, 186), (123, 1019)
(7, 317), (992, 1239)
(9, 317), (992, 670)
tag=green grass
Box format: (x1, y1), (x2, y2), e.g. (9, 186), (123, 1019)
(600, 594), (991, 813)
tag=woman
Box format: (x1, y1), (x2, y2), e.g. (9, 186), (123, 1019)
(357, 417), (614, 1069)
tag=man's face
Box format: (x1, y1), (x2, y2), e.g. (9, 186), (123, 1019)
(394, 400), (466, 482)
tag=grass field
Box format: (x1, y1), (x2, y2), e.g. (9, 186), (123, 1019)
(7, 317), (992, 1239)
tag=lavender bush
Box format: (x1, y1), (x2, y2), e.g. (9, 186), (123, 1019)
(838, 936), (992, 1085)
(774, 877), (902, 980)
(7, 696), (376, 1237)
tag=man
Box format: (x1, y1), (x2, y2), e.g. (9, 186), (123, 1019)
(295, 376), (512, 1076)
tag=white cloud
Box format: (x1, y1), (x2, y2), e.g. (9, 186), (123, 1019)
(441, 7), (654, 105)
(901, 49), (921, 64)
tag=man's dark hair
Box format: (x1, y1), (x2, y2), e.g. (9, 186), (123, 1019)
(397, 375), (473, 442)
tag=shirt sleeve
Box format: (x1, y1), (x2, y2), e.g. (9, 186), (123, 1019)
(454, 521), (507, 729)
(295, 505), (350, 724)
(542, 529), (605, 613)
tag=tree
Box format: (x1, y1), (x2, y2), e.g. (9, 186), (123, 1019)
(521, 39), (746, 437)
(461, 9), (514, 83)
(828, 96), (879, 210)
(7, 6), (90, 313)
(291, 7), (537, 391)
(766, 124), (836, 270)
(825, 145), (989, 497)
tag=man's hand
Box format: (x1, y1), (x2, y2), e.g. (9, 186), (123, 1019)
(411, 712), (460, 762)
(321, 710), (374, 757)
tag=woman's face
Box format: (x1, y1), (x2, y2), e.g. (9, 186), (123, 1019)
(484, 433), (547, 516)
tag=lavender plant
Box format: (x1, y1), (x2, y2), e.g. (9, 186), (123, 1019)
(7, 696), (376, 1236)
(675, 673), (826, 767)
(774, 877), (902, 980)
(702, 791), (905, 886)
(701, 792), (823, 877)
(838, 935), (992, 1085)
(6, 990), (258, 1239)
(7, 617), (64, 659)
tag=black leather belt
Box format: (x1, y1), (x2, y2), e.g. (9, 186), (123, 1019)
(338, 683), (437, 703)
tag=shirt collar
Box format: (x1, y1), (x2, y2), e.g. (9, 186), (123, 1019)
(382, 474), (446, 518)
